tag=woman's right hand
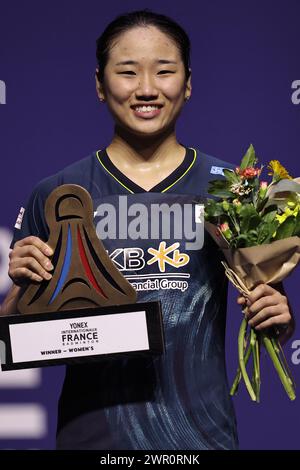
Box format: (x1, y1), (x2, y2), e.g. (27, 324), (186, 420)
(8, 236), (54, 286)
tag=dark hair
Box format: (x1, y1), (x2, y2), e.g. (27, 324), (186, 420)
(96, 9), (191, 83)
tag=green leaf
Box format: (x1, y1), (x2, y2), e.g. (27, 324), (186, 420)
(257, 220), (279, 244)
(256, 197), (269, 213)
(204, 200), (223, 218)
(208, 179), (231, 190)
(242, 215), (261, 233)
(274, 217), (297, 240)
(207, 188), (235, 198)
(239, 204), (259, 219)
(223, 169), (240, 184)
(207, 180), (234, 199)
(234, 232), (258, 248)
(240, 144), (257, 170)
(238, 204), (261, 232)
(234, 234), (249, 248)
(261, 210), (278, 224)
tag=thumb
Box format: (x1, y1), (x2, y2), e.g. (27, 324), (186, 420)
(237, 295), (247, 305)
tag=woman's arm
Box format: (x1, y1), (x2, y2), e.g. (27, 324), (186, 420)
(0, 284), (22, 316)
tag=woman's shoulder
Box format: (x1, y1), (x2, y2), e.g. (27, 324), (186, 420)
(29, 151), (98, 200)
(191, 146), (236, 174)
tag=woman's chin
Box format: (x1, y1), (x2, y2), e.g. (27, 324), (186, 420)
(117, 122), (172, 139)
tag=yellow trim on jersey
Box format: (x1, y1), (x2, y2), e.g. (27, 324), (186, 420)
(96, 150), (134, 194)
(161, 147), (197, 193)
(96, 146), (197, 194)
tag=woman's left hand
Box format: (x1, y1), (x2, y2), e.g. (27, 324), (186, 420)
(237, 283), (294, 341)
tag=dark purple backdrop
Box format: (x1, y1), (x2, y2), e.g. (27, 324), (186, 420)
(0, 0), (299, 450)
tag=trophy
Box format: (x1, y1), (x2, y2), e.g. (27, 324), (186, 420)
(0, 185), (164, 370)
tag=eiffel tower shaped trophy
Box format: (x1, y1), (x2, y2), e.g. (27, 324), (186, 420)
(0, 185), (164, 371)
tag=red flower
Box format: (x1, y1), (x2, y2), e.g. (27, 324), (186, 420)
(238, 167), (261, 179)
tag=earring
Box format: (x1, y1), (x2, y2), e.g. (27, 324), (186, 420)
(185, 96), (190, 102)
(99, 97), (105, 102)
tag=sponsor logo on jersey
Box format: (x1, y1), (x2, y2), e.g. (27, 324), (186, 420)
(210, 166), (224, 175)
(109, 244), (190, 293)
(14, 207), (25, 230)
(147, 241), (189, 272)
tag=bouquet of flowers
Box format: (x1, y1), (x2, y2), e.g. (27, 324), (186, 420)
(204, 144), (300, 401)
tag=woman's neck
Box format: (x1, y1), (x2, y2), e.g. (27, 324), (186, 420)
(106, 126), (185, 166)
(104, 126), (186, 191)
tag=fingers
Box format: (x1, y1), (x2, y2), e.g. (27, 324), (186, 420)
(12, 244), (53, 272)
(10, 256), (53, 281)
(252, 312), (291, 331)
(236, 283), (291, 332)
(247, 283), (278, 305)
(9, 236), (54, 286)
(247, 304), (290, 329)
(246, 291), (286, 319)
(11, 267), (44, 284)
(14, 236), (53, 256)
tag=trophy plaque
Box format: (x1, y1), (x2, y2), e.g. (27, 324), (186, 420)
(0, 185), (164, 371)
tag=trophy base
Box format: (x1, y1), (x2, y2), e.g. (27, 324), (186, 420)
(0, 301), (164, 371)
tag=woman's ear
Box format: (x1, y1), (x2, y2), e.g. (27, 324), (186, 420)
(184, 68), (192, 101)
(95, 68), (106, 102)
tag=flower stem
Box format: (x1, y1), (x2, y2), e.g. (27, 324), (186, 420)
(262, 334), (296, 400)
(271, 336), (296, 388)
(251, 329), (261, 402)
(230, 334), (251, 395)
(238, 317), (257, 401)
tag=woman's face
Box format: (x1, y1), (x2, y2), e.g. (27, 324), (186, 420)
(96, 26), (192, 137)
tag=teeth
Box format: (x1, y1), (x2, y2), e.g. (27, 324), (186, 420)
(134, 105), (160, 112)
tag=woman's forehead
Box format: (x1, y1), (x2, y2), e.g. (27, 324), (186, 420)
(108, 26), (180, 62)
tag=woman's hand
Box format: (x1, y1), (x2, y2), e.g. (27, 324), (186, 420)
(9, 236), (54, 286)
(237, 283), (294, 343)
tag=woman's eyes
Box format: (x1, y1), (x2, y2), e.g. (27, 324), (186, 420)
(117, 70), (175, 75)
(157, 70), (175, 75)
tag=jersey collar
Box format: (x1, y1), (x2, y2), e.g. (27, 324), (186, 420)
(96, 146), (197, 194)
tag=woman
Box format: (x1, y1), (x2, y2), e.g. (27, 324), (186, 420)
(1, 10), (293, 450)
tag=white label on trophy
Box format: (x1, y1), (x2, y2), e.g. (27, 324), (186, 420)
(9, 311), (149, 363)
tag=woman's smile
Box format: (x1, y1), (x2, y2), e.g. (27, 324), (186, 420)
(131, 104), (163, 119)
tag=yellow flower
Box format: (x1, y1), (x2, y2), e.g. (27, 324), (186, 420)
(268, 160), (292, 180)
(275, 203), (300, 225)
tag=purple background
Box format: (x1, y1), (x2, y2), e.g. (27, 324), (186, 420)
(0, 0), (299, 449)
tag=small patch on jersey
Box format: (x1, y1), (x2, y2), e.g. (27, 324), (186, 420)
(210, 166), (224, 175)
(14, 207), (25, 230)
(195, 204), (204, 224)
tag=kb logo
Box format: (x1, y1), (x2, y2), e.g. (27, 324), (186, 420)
(0, 80), (6, 105)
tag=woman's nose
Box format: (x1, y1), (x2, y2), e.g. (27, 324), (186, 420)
(135, 74), (158, 99)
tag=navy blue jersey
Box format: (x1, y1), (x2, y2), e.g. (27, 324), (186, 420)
(11, 145), (238, 450)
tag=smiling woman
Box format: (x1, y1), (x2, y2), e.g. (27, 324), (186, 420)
(2, 8), (294, 451)
(94, 18), (192, 191)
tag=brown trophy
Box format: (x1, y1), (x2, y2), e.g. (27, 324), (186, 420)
(18, 184), (137, 313)
(0, 185), (164, 371)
